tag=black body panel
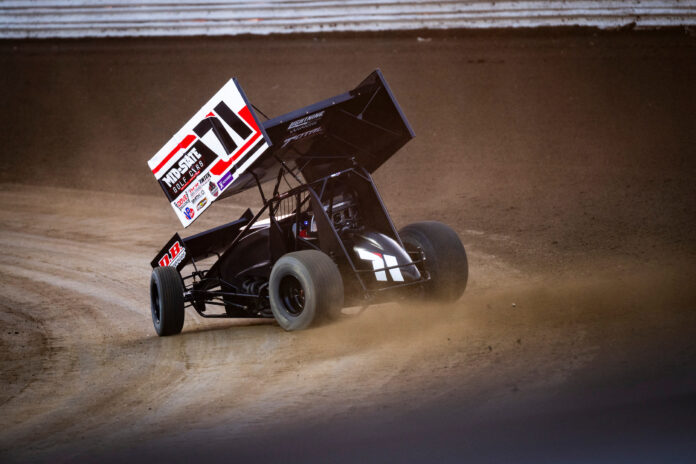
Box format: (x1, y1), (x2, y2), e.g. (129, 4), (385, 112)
(182, 209), (253, 261)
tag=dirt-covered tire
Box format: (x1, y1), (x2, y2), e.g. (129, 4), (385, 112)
(269, 250), (344, 331)
(399, 221), (468, 303)
(150, 266), (185, 336)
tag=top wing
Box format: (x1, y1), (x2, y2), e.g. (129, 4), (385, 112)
(148, 79), (271, 227)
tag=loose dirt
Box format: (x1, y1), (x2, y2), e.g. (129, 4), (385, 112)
(1, 31), (695, 462)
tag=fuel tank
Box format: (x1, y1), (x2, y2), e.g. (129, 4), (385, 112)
(348, 231), (420, 286)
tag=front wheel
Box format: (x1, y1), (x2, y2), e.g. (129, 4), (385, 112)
(150, 266), (185, 336)
(269, 250), (344, 331)
(399, 221), (468, 303)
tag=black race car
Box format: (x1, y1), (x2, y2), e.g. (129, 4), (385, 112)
(149, 70), (468, 335)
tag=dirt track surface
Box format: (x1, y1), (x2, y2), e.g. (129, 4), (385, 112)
(1, 31), (696, 462)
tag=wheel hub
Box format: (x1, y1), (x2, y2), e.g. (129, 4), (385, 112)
(279, 275), (305, 315)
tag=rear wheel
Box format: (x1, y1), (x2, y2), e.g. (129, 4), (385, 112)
(150, 266), (185, 336)
(269, 250), (344, 331)
(399, 221), (468, 303)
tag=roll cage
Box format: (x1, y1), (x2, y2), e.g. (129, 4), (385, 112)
(173, 159), (429, 319)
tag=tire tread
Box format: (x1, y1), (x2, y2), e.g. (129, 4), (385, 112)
(269, 250), (343, 330)
(399, 221), (468, 302)
(151, 266), (185, 336)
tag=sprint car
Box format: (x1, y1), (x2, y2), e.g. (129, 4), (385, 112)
(148, 70), (468, 335)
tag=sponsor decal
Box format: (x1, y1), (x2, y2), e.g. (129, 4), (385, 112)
(158, 241), (186, 268)
(175, 193), (190, 208)
(209, 181), (219, 197)
(281, 127), (322, 148)
(183, 207), (195, 220)
(196, 197), (208, 211)
(158, 141), (218, 200)
(199, 172), (211, 184)
(217, 171), (235, 191)
(191, 191), (205, 204)
(187, 180), (203, 198)
(288, 111), (324, 132)
(162, 148), (201, 188)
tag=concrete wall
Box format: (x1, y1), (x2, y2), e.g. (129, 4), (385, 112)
(2, 0), (695, 39)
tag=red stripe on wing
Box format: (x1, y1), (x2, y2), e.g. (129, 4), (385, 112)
(152, 134), (196, 175)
